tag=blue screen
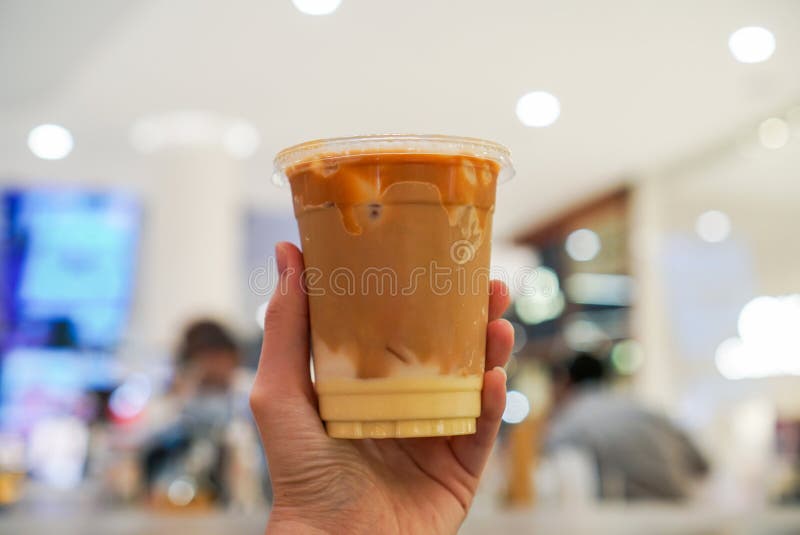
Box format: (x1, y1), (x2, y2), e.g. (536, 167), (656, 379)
(2, 189), (140, 349)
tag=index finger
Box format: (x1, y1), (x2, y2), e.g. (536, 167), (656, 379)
(489, 279), (511, 321)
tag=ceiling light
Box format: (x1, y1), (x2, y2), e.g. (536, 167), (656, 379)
(758, 117), (789, 149)
(27, 124), (74, 160)
(695, 210), (731, 243)
(728, 26), (775, 64)
(291, 0), (341, 16)
(516, 91), (560, 127)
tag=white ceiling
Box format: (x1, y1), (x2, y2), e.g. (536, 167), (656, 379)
(1, 0), (799, 236)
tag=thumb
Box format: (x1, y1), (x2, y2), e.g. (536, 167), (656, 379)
(250, 242), (318, 415)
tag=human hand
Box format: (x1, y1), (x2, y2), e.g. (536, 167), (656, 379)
(250, 242), (514, 534)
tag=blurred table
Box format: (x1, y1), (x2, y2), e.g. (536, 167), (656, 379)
(2, 504), (800, 535)
(465, 506), (800, 535)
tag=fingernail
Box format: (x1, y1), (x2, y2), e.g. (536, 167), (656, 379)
(493, 365), (507, 381)
(275, 243), (288, 275)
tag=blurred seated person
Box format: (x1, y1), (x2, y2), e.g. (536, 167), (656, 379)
(174, 319), (245, 397)
(141, 319), (266, 509)
(546, 352), (709, 501)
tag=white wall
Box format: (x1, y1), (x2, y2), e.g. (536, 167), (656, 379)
(630, 124), (800, 502)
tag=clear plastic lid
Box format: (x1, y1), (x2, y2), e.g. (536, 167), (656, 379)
(272, 134), (515, 187)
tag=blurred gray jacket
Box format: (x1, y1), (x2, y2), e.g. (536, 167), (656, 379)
(546, 388), (709, 500)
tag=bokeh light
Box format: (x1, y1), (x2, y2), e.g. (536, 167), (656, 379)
(515, 268), (565, 325)
(715, 337), (750, 380)
(564, 319), (608, 351)
(695, 210), (731, 243)
(565, 229), (601, 262)
(610, 339), (645, 375)
(502, 390), (531, 424)
(167, 477), (196, 506)
(291, 0), (342, 16)
(109, 373), (152, 420)
(738, 295), (800, 349)
(758, 117), (789, 149)
(716, 295), (800, 379)
(27, 124), (74, 160)
(728, 26), (775, 63)
(515, 91), (560, 127)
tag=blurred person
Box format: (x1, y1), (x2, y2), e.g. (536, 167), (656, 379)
(546, 352), (709, 501)
(174, 319), (243, 396)
(143, 319), (248, 434)
(249, 243), (514, 534)
(141, 319), (266, 509)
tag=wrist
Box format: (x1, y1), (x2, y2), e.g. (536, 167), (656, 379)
(268, 503), (398, 535)
(267, 516), (330, 535)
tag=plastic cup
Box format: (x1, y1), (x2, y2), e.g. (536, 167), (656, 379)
(274, 134), (513, 438)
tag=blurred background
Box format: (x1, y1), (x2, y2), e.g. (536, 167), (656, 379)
(1, 0), (799, 533)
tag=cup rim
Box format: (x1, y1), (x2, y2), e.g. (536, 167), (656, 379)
(272, 133), (515, 187)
